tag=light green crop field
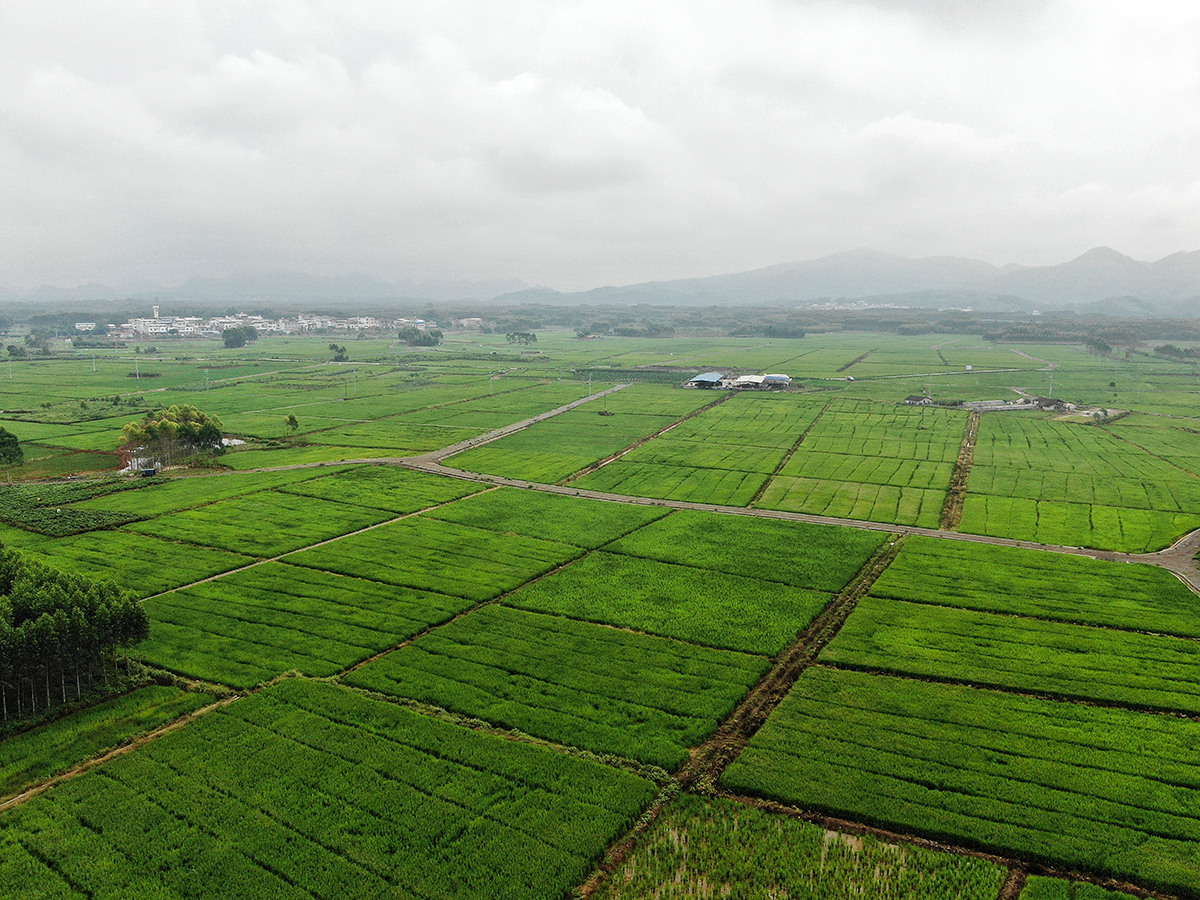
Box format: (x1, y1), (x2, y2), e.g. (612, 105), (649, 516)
(344, 605), (769, 769)
(3, 328), (1200, 898)
(284, 514), (585, 601)
(724, 667), (1200, 898)
(872, 536), (1200, 635)
(0, 679), (657, 900)
(0, 685), (212, 798)
(141, 563), (471, 688)
(598, 793), (1007, 900)
(504, 551), (834, 655)
(961, 412), (1200, 550)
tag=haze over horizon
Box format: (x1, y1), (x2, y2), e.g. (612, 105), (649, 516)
(3, 0), (1198, 293)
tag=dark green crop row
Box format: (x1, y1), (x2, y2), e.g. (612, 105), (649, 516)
(723, 667), (1200, 897)
(140, 563), (471, 689)
(872, 536), (1200, 637)
(345, 605), (769, 770)
(0, 679), (656, 900)
(824, 596), (1200, 715)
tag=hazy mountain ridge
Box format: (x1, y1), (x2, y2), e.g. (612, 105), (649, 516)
(4, 248), (1200, 316)
(496, 247), (1200, 314)
(0, 272), (531, 305)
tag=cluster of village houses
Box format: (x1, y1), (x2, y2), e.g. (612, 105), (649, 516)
(73, 307), (434, 338)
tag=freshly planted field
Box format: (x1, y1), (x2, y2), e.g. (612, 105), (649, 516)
(27, 531), (254, 597)
(0, 686), (211, 798)
(823, 596), (1200, 715)
(285, 515), (583, 601)
(344, 605), (769, 769)
(421, 487), (667, 548)
(597, 794), (1007, 900)
(141, 563), (471, 688)
(127, 490), (391, 557)
(722, 667), (1200, 897)
(278, 464), (483, 513)
(872, 536), (1200, 636)
(505, 551), (833, 654)
(606, 509), (887, 590)
(0, 679), (657, 900)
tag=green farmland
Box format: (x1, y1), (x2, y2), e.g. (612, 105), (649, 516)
(2, 328), (1200, 898)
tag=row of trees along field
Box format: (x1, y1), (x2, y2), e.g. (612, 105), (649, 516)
(0, 545), (149, 722)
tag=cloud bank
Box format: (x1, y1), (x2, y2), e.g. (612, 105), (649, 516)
(2, 0), (1198, 291)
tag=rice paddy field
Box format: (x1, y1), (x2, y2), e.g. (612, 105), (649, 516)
(3, 328), (1200, 898)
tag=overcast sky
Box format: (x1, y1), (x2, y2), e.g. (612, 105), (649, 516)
(2, 0), (1198, 292)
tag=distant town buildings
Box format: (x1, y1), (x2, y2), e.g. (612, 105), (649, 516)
(99, 309), (436, 340)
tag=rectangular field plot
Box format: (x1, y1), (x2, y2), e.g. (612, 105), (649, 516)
(823, 595), (1200, 715)
(141, 563), (471, 688)
(72, 467), (341, 517)
(754, 399), (966, 527)
(659, 393), (827, 449)
(1021, 877), (1140, 900)
(872, 536), (1200, 636)
(127, 490), (392, 557)
(0, 679), (656, 900)
(756, 476), (946, 527)
(504, 551), (833, 654)
(26, 531), (254, 597)
(597, 793), (1007, 900)
(451, 411), (683, 482)
(961, 414), (1200, 551)
(0, 686), (211, 798)
(304, 419), (485, 451)
(722, 667), (1200, 898)
(285, 515), (583, 601)
(277, 464), (484, 513)
(575, 462), (768, 506)
(606, 509), (886, 591)
(421, 487), (667, 548)
(958, 495), (1200, 554)
(344, 605), (769, 769)
(571, 394), (827, 506)
(794, 400), (966, 465)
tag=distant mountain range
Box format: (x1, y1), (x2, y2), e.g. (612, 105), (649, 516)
(0, 272), (530, 307)
(4, 248), (1200, 317)
(495, 247), (1200, 316)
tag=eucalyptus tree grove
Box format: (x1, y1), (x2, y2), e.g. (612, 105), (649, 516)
(0, 545), (149, 722)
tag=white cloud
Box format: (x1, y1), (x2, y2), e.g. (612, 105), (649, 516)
(1, 0), (1198, 290)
